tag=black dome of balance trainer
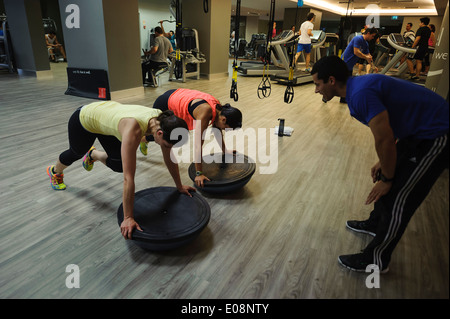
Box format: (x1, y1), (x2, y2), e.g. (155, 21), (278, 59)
(188, 153), (256, 193)
(117, 187), (210, 251)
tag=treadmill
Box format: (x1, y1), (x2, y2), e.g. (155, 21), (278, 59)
(271, 30), (327, 85)
(237, 30), (295, 76)
(380, 33), (416, 77)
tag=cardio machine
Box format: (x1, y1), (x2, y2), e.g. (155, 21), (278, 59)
(271, 30), (327, 85)
(237, 29), (295, 76)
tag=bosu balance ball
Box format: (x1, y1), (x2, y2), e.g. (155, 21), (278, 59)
(117, 187), (210, 251)
(188, 153), (256, 193)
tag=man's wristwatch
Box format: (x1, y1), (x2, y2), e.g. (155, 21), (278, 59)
(379, 173), (394, 183)
(196, 171), (203, 176)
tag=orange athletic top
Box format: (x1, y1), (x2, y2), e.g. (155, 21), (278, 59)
(168, 89), (219, 130)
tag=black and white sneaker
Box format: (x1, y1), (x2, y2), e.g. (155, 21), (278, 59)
(338, 253), (389, 273)
(346, 220), (377, 237)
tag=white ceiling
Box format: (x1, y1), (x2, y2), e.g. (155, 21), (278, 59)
(232, 0), (447, 20)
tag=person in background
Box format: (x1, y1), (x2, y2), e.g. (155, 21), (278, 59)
(401, 22), (416, 65)
(340, 27), (378, 102)
(159, 20), (176, 50)
(142, 26), (173, 86)
(423, 24), (436, 75)
(45, 30), (67, 62)
(342, 27), (378, 74)
(293, 12), (315, 72)
(356, 27), (380, 75)
(406, 17), (431, 80)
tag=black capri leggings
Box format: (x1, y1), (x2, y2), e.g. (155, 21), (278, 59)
(59, 107), (123, 172)
(153, 89), (176, 111)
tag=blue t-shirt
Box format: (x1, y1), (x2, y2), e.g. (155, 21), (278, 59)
(343, 35), (369, 71)
(346, 74), (449, 140)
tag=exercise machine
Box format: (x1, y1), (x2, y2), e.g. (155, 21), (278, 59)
(168, 0), (207, 83)
(379, 33), (416, 78)
(271, 30), (326, 85)
(374, 34), (397, 70)
(237, 29), (295, 76)
(323, 33), (339, 56)
(0, 17), (15, 73)
(168, 27), (206, 83)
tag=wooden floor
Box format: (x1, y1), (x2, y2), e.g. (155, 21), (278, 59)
(0, 62), (448, 299)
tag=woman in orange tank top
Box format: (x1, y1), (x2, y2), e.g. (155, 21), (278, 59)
(140, 89), (243, 188)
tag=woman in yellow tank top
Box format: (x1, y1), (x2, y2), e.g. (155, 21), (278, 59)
(46, 101), (195, 240)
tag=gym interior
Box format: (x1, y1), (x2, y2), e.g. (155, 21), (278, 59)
(0, 0), (448, 301)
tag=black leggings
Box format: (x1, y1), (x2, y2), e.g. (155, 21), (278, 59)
(153, 89), (176, 111)
(59, 107), (123, 172)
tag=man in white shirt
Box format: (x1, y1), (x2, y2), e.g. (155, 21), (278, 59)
(294, 12), (315, 72)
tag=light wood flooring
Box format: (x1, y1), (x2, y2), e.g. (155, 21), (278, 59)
(0, 62), (448, 299)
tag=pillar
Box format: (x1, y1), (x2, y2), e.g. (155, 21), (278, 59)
(425, 1), (449, 101)
(59, 0), (143, 100)
(4, 0), (52, 78)
(183, 0), (231, 80)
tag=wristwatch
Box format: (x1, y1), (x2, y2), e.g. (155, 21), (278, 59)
(378, 172), (394, 182)
(196, 171), (203, 176)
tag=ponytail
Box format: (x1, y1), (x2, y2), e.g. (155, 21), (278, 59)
(216, 103), (242, 129)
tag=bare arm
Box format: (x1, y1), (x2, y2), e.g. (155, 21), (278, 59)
(148, 45), (158, 55)
(354, 47), (372, 62)
(365, 110), (397, 204)
(118, 119), (143, 239)
(192, 103), (213, 187)
(159, 21), (171, 37)
(430, 33), (436, 46)
(411, 35), (421, 49)
(161, 144), (195, 196)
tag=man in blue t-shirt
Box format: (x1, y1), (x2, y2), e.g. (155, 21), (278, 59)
(339, 28), (378, 104)
(343, 28), (378, 73)
(311, 55), (449, 273)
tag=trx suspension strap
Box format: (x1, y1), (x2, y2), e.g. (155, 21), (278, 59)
(230, 0), (241, 102)
(174, 0), (183, 79)
(258, 0), (275, 99)
(284, 0), (302, 104)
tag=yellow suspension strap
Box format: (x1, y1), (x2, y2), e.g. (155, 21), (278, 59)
(174, 48), (183, 79)
(257, 59), (271, 99)
(230, 0), (241, 102)
(284, 67), (294, 103)
(173, 0), (183, 79)
(230, 62), (239, 101)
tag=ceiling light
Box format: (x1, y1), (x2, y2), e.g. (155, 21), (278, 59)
(291, 0), (438, 16)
